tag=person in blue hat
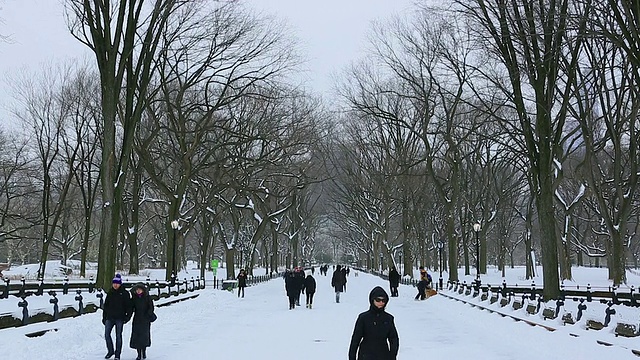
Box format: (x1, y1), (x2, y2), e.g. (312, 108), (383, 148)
(103, 274), (131, 360)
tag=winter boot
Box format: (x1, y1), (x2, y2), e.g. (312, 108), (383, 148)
(142, 348), (147, 359)
(309, 303), (312, 309)
(105, 353), (114, 359)
(136, 349), (142, 360)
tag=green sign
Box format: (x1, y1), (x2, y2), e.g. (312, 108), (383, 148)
(210, 259), (219, 276)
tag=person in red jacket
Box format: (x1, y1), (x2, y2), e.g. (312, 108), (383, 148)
(348, 286), (399, 360)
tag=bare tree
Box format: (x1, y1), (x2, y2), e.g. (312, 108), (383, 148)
(66, 0), (185, 288)
(0, 130), (32, 248)
(565, 2), (640, 284)
(454, 0), (593, 299)
(12, 64), (89, 279)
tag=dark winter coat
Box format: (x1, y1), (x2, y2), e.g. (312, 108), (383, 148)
(237, 272), (247, 287)
(129, 283), (155, 349)
(348, 286), (399, 360)
(331, 267), (347, 292)
(295, 270), (305, 292)
(285, 273), (298, 297)
(304, 275), (316, 294)
(103, 285), (131, 322)
(388, 269), (401, 286)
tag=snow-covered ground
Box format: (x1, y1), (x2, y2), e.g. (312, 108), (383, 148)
(1, 270), (637, 359)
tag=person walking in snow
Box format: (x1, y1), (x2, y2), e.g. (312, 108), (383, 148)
(237, 269), (248, 298)
(129, 283), (155, 360)
(348, 286), (399, 360)
(388, 267), (401, 297)
(331, 265), (347, 303)
(342, 266), (348, 291)
(415, 266), (429, 300)
(285, 270), (298, 310)
(304, 273), (317, 309)
(103, 274), (131, 360)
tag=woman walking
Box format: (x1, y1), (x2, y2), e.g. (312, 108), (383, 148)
(237, 269), (248, 298)
(304, 273), (316, 309)
(129, 283), (155, 360)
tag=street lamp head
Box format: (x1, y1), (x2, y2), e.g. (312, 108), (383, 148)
(473, 223), (481, 232)
(170, 220), (179, 229)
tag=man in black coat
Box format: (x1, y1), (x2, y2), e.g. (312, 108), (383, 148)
(348, 286), (399, 360)
(237, 269), (247, 298)
(103, 274), (131, 360)
(284, 270), (298, 310)
(388, 267), (401, 297)
(331, 265), (347, 303)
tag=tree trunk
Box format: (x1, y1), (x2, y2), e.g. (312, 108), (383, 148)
(225, 247), (236, 280)
(446, 208), (459, 282)
(536, 172), (561, 299)
(610, 229), (626, 285)
(127, 166), (142, 275)
(38, 172), (52, 280)
(270, 227), (279, 274)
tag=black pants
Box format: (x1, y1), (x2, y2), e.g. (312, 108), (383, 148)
(415, 284), (426, 300)
(390, 284), (398, 297)
(306, 292), (315, 305)
(288, 295), (296, 309)
(238, 286), (245, 297)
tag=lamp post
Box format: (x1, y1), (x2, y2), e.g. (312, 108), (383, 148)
(170, 220), (179, 285)
(437, 240), (444, 290)
(473, 223), (481, 289)
(398, 251), (403, 275)
(380, 253), (383, 273)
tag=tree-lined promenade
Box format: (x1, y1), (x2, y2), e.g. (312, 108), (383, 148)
(0, 1), (639, 297)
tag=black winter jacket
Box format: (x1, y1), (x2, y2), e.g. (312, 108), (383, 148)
(388, 269), (401, 286)
(237, 272), (247, 287)
(348, 287), (399, 360)
(331, 267), (347, 292)
(129, 283), (154, 349)
(103, 285), (131, 322)
(304, 275), (316, 294)
(285, 274), (298, 297)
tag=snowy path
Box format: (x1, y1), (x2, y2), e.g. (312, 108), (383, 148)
(3, 271), (635, 359)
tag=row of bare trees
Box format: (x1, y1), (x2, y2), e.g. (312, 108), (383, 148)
(0, 1), (330, 289)
(2, 1), (640, 298)
(327, 1), (640, 299)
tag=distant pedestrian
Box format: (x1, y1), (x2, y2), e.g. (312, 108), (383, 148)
(342, 266), (348, 292)
(304, 273), (317, 309)
(388, 267), (400, 297)
(129, 283), (155, 360)
(331, 265), (347, 303)
(285, 270), (298, 310)
(415, 267), (429, 300)
(294, 267), (305, 306)
(103, 274), (131, 360)
(348, 286), (399, 360)
(311, 266), (315, 275)
(237, 269), (247, 298)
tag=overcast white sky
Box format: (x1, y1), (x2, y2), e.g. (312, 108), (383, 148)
(0, 0), (414, 130)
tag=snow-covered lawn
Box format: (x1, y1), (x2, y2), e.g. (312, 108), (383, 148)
(2, 270), (637, 359)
